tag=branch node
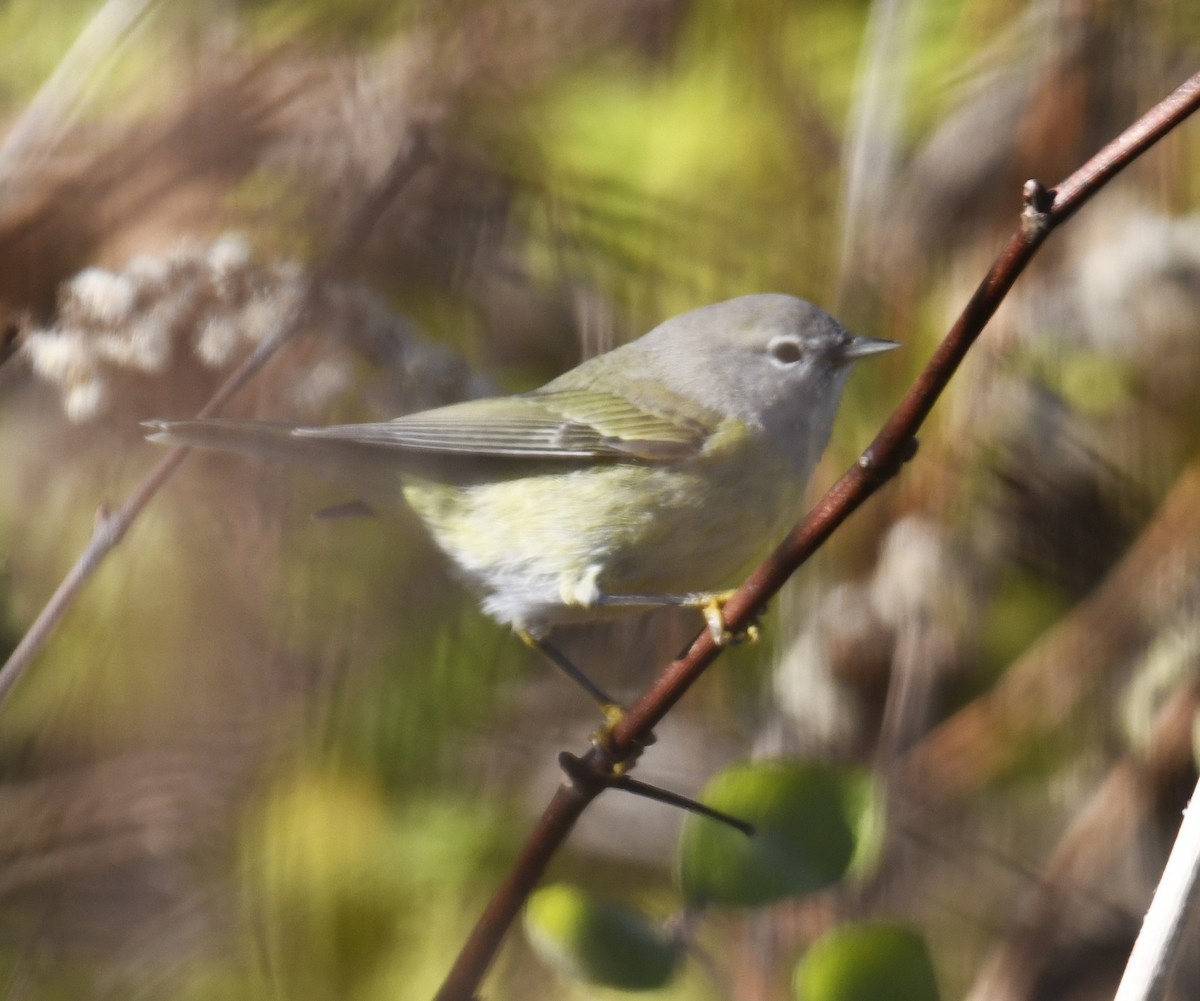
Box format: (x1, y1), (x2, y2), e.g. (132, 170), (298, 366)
(558, 751), (610, 796)
(1021, 179), (1055, 234)
(858, 436), (920, 488)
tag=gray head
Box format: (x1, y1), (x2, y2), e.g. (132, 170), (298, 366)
(621, 293), (897, 472)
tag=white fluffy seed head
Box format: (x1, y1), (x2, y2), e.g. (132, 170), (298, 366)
(25, 329), (94, 384)
(63, 268), (137, 327)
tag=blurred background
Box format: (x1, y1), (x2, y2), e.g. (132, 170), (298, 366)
(0, 0), (1199, 998)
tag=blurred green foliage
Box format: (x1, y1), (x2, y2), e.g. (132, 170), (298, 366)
(794, 922), (940, 1001)
(0, 0), (98, 102)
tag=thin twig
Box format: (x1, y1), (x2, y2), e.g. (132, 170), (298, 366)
(0, 131), (434, 707)
(1113, 777), (1200, 1001)
(954, 682), (1200, 1001)
(432, 69), (1200, 1001)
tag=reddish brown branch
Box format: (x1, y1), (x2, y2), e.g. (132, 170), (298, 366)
(433, 69), (1200, 1001)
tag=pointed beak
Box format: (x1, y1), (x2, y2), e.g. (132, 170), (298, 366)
(840, 334), (901, 361)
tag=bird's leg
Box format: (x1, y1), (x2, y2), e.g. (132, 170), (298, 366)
(517, 629), (616, 707)
(517, 630), (646, 757)
(593, 592), (763, 647)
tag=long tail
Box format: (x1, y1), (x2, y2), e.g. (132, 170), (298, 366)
(143, 418), (402, 502)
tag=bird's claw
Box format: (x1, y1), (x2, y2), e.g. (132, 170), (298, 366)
(590, 703), (654, 773)
(701, 592), (760, 647)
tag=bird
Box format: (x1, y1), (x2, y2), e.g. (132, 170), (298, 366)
(145, 293), (897, 706)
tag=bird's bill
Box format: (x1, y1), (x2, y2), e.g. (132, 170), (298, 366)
(841, 334), (901, 360)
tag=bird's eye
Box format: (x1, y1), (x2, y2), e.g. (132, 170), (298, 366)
(768, 337), (805, 366)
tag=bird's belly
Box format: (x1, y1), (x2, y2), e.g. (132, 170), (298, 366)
(401, 449), (805, 632)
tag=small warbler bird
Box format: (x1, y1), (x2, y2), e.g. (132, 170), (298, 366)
(146, 294), (896, 701)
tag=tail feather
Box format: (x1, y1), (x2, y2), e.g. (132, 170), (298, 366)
(143, 418), (402, 502)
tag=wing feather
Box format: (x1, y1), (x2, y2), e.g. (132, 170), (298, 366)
(294, 390), (712, 463)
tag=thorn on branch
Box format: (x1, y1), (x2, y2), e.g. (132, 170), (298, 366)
(558, 752), (755, 836)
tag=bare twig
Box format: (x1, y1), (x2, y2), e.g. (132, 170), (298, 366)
(432, 70), (1200, 1001)
(1114, 776), (1200, 1001)
(0, 132), (434, 707)
(961, 683), (1200, 1001)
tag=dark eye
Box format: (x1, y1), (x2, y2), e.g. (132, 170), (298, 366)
(768, 337), (805, 366)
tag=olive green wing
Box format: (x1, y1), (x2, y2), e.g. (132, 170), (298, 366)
(293, 389), (714, 463)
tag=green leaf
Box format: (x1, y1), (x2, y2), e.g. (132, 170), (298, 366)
(794, 923), (940, 1001)
(677, 760), (879, 907)
(524, 884), (681, 991)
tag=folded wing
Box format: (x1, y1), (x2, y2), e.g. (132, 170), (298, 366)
(295, 389), (712, 463)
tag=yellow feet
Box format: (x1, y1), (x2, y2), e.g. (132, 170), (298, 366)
(699, 591), (760, 647)
(590, 702), (625, 760)
(590, 702), (654, 773)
